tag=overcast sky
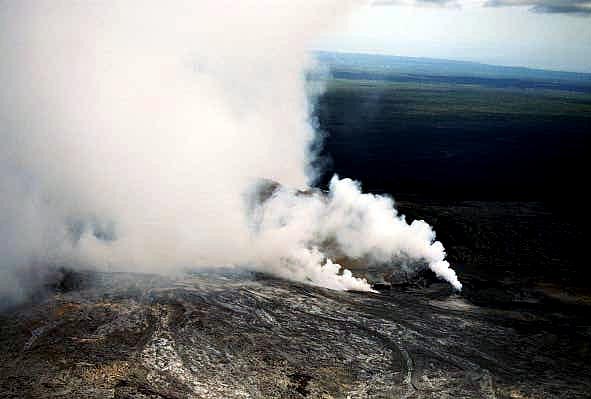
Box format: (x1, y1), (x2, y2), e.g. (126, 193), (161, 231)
(318, 1), (591, 73)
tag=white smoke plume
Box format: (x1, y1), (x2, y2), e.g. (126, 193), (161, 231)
(0, 0), (460, 301)
(251, 177), (461, 291)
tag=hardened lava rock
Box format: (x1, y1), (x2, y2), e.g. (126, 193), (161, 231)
(1, 269), (589, 398)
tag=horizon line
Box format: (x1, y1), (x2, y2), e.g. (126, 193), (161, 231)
(311, 48), (591, 76)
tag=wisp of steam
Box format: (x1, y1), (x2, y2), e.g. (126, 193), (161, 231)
(0, 1), (461, 303)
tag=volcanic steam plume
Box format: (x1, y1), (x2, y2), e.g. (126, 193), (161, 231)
(0, 1), (461, 303)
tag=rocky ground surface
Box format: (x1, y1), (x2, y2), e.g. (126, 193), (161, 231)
(1, 266), (589, 399)
(2, 200), (590, 398)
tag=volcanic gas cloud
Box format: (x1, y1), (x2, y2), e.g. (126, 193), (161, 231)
(0, 1), (461, 302)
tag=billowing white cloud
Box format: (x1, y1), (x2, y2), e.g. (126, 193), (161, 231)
(486, 0), (591, 14)
(372, 0), (591, 14)
(0, 1), (461, 304)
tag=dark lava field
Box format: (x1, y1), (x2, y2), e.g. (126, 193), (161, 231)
(1, 198), (590, 398)
(1, 260), (589, 398)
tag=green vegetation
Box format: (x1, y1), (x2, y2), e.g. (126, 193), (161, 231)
(315, 54), (591, 202)
(324, 78), (591, 120)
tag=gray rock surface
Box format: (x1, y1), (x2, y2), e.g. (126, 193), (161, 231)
(1, 270), (589, 398)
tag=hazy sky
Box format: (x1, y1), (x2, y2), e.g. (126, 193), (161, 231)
(319, 1), (591, 72)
